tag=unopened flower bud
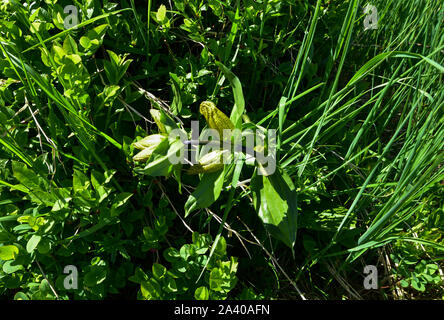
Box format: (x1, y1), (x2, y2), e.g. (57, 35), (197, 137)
(133, 134), (167, 150)
(187, 150), (229, 174)
(199, 101), (234, 140)
(133, 146), (156, 162)
(133, 134), (168, 162)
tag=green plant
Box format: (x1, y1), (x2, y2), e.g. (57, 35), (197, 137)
(391, 255), (442, 293)
(0, 0), (443, 301)
(129, 232), (238, 300)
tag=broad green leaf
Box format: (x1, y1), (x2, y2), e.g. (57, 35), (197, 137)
(156, 5), (167, 22)
(164, 277), (178, 293)
(103, 50), (133, 84)
(192, 232), (211, 255)
(37, 238), (51, 254)
(73, 169), (90, 193)
(209, 268), (224, 292)
(64, 53), (82, 66)
(79, 36), (91, 49)
(116, 59), (132, 83)
(251, 169), (298, 249)
(213, 236), (227, 258)
(52, 45), (66, 65)
(85, 0), (95, 18)
(0, 245), (19, 260)
(80, 24), (109, 55)
(12, 161), (47, 191)
(129, 267), (149, 284)
(400, 279), (409, 288)
(215, 61), (245, 129)
(208, 0), (222, 16)
(39, 279), (51, 295)
(184, 167), (226, 217)
(90, 169), (105, 190)
(152, 263), (167, 280)
(14, 292), (29, 300)
(110, 192), (133, 216)
(141, 279), (161, 299)
(169, 73), (182, 115)
(163, 248), (181, 263)
(194, 286), (209, 300)
(411, 277), (425, 292)
(26, 234), (42, 253)
(104, 50), (132, 84)
(63, 35), (78, 55)
(84, 265), (107, 286)
(179, 244), (193, 261)
(3, 260), (24, 274)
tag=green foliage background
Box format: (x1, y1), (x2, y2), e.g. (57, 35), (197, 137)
(0, 0), (443, 300)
